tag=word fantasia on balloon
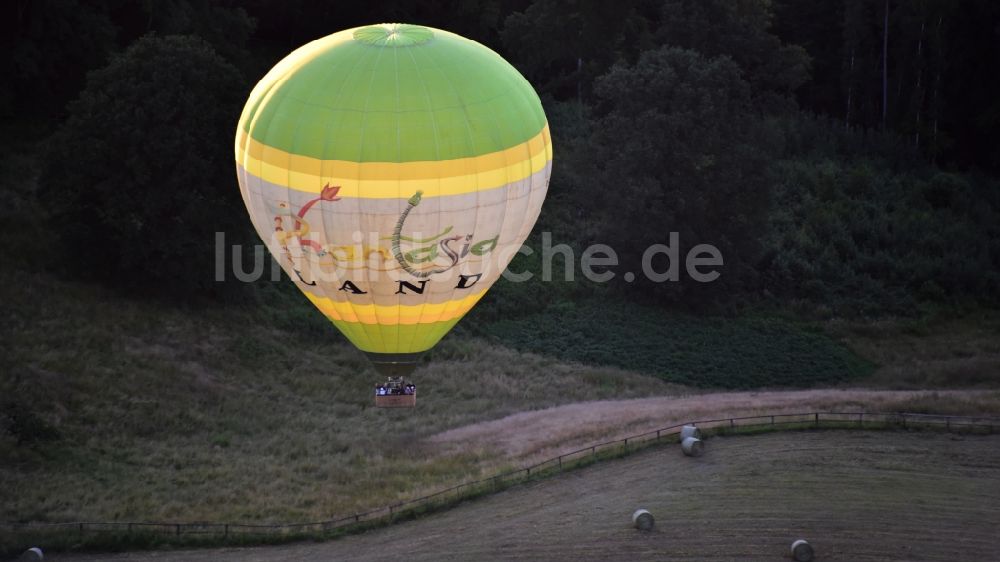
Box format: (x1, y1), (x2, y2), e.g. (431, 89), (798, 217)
(215, 231), (724, 285)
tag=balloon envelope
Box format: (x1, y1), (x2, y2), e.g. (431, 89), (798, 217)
(235, 23), (551, 373)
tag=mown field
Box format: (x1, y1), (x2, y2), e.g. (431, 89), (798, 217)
(47, 431), (1000, 561)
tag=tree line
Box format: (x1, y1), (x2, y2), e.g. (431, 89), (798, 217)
(5, 0), (998, 315)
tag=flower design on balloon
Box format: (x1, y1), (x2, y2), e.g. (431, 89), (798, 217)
(320, 183), (342, 201)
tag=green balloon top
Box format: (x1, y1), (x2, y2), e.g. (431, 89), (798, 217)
(352, 23), (435, 47)
(239, 23), (547, 163)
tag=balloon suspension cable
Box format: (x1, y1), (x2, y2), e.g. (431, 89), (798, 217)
(365, 351), (423, 378)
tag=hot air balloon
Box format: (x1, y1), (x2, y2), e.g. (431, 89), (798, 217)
(235, 23), (551, 407)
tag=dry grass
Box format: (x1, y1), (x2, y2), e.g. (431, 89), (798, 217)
(427, 388), (1000, 465)
(827, 312), (1000, 388)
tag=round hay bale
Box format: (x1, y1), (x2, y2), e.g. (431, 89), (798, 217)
(632, 508), (654, 531)
(680, 425), (701, 440)
(681, 436), (704, 457)
(19, 547), (43, 561)
(790, 539), (814, 562)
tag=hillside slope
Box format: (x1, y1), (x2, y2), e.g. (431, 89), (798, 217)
(3, 259), (999, 527)
(0, 267), (681, 523)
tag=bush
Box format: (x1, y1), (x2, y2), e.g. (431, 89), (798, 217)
(760, 155), (1000, 314)
(39, 35), (252, 298)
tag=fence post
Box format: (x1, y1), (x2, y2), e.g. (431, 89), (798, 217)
(558, 455), (562, 470)
(730, 418), (735, 430)
(858, 412), (863, 427)
(176, 524), (181, 537)
(814, 412), (819, 427)
(624, 438), (628, 451)
(771, 415), (775, 426)
(656, 429), (661, 440)
(79, 522), (84, 537)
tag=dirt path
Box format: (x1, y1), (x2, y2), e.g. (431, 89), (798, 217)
(51, 430), (1000, 561)
(427, 388), (996, 462)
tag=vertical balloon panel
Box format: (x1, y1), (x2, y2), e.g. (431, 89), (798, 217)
(235, 24), (551, 367)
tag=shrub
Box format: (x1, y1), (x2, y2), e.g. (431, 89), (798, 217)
(760, 155), (1000, 314)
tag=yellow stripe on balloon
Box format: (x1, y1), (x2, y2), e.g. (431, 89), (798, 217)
(303, 289), (488, 325)
(237, 124), (549, 180)
(235, 125), (552, 198)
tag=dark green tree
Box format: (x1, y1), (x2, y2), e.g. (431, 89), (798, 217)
(655, 0), (811, 110)
(3, 0), (118, 117)
(501, 0), (658, 101)
(3, 1), (257, 119)
(785, 0), (998, 170)
(771, 0), (845, 116)
(38, 35), (252, 298)
(109, 0), (257, 74)
(580, 47), (774, 305)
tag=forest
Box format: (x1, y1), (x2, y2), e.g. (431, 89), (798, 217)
(4, 0), (998, 318)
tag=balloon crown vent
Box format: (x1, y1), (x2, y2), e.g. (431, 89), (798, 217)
(353, 24), (434, 47)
